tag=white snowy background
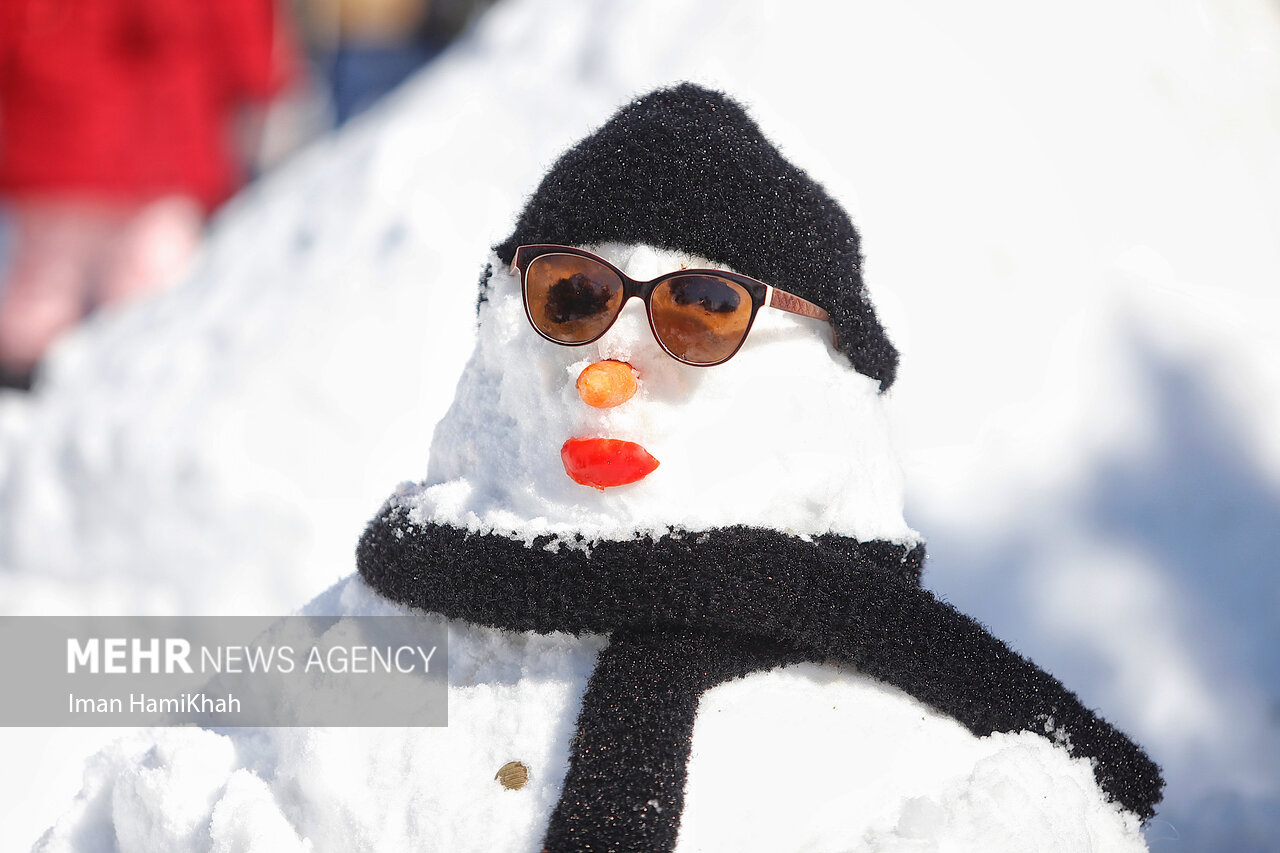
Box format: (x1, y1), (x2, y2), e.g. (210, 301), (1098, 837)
(2, 0), (1278, 849)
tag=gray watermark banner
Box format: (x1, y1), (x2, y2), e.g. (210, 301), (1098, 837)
(0, 616), (448, 726)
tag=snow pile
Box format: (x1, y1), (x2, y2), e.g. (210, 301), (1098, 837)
(33, 577), (1146, 853)
(0, 108), (478, 614)
(410, 244), (914, 546)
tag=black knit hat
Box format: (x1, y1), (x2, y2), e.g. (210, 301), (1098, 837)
(495, 83), (900, 389)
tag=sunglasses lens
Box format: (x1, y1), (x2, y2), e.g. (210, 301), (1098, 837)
(525, 253), (626, 344)
(651, 275), (754, 365)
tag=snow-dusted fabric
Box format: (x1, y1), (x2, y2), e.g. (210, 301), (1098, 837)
(357, 510), (1164, 850)
(494, 83), (900, 389)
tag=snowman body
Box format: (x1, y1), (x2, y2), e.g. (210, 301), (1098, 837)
(306, 574), (1145, 853)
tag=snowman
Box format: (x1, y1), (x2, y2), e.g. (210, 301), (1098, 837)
(355, 83), (1163, 852)
(28, 82), (1165, 853)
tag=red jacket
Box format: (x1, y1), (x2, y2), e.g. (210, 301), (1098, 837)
(0, 0), (296, 210)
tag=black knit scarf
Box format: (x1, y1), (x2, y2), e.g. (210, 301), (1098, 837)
(356, 504), (1163, 851)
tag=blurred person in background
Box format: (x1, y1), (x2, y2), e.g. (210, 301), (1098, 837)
(0, 0), (300, 391)
(297, 0), (490, 127)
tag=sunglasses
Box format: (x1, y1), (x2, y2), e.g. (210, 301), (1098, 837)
(511, 244), (831, 366)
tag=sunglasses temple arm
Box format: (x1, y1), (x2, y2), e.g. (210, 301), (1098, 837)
(766, 285), (831, 323)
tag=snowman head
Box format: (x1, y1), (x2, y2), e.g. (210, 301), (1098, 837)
(403, 84), (917, 547)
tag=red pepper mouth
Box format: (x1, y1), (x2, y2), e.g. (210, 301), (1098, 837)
(561, 437), (660, 489)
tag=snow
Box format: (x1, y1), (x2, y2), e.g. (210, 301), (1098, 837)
(3, 0), (1280, 849)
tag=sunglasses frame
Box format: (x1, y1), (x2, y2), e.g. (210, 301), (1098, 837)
(510, 244), (831, 367)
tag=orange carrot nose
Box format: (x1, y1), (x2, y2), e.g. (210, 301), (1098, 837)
(576, 360), (638, 408)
